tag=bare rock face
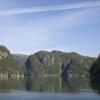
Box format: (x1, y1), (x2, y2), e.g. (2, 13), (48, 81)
(25, 50), (95, 77)
(40, 54), (55, 66)
(0, 51), (8, 59)
(61, 59), (90, 80)
(25, 51), (57, 76)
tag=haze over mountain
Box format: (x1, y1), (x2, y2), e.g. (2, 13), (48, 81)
(13, 54), (29, 67)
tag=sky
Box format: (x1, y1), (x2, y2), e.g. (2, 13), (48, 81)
(0, 0), (100, 57)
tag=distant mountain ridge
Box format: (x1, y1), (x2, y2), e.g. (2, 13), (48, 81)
(13, 54), (29, 67)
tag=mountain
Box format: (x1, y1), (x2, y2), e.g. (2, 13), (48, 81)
(13, 54), (29, 67)
(90, 55), (100, 79)
(0, 45), (20, 75)
(0, 45), (97, 79)
(25, 50), (95, 77)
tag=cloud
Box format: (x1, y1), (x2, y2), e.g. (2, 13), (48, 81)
(0, 7), (97, 54)
(0, 1), (100, 15)
(0, 1), (100, 56)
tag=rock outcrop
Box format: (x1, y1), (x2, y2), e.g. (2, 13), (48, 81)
(0, 51), (8, 59)
(25, 50), (95, 77)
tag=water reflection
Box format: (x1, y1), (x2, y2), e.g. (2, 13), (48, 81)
(62, 77), (91, 93)
(25, 78), (33, 91)
(25, 77), (62, 92)
(0, 78), (25, 92)
(0, 76), (99, 93)
(90, 79), (100, 94)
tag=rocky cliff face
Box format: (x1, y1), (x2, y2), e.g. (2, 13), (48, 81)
(25, 50), (95, 77)
(0, 51), (8, 59)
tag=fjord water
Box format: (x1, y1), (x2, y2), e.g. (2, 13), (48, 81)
(0, 77), (100, 100)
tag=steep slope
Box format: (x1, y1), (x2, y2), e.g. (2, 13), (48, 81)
(90, 55), (100, 78)
(25, 50), (95, 77)
(0, 45), (23, 77)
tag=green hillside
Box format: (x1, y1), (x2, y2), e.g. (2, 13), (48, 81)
(90, 55), (100, 78)
(0, 45), (24, 77)
(25, 50), (95, 77)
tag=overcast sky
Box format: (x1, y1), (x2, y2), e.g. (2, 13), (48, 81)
(0, 0), (100, 57)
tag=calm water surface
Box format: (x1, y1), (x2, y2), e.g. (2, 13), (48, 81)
(0, 76), (100, 100)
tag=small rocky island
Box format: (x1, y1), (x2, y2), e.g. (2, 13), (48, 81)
(0, 45), (100, 80)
